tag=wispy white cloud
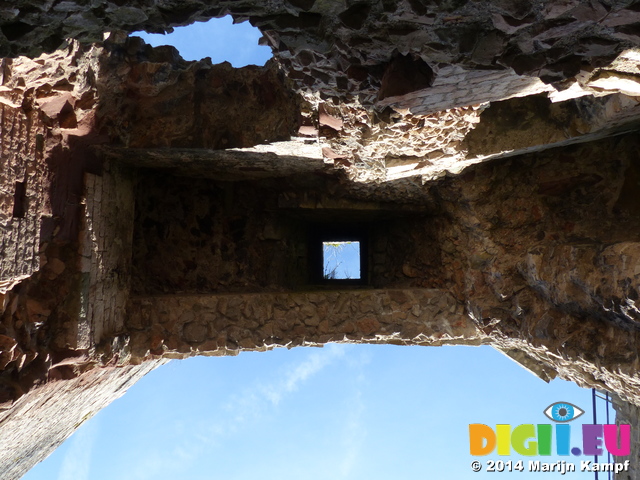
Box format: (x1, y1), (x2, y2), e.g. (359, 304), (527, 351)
(338, 368), (368, 478)
(264, 343), (346, 406)
(211, 343), (346, 433)
(124, 344), (348, 480)
(57, 415), (99, 480)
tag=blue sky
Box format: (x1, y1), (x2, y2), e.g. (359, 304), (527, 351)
(132, 16), (272, 67)
(24, 344), (606, 480)
(22, 17), (617, 480)
(324, 242), (361, 279)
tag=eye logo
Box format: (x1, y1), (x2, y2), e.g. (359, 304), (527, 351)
(543, 402), (584, 422)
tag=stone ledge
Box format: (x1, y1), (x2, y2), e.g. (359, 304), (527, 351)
(124, 289), (483, 362)
(96, 143), (328, 180)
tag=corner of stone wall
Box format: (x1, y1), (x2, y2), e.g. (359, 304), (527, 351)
(79, 159), (135, 349)
(613, 394), (640, 480)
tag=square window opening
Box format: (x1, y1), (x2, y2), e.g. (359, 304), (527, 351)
(323, 241), (361, 280)
(12, 181), (26, 218)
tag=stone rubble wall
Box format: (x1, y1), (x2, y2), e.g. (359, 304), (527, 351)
(614, 395), (640, 480)
(433, 132), (640, 404)
(130, 173), (310, 295)
(0, 42), (103, 411)
(0, 102), (47, 293)
(308, 99), (484, 184)
(0, 37), (303, 411)
(79, 161), (135, 347)
(313, 89), (640, 184)
(2, 0), (640, 103)
(96, 34), (301, 150)
(123, 289), (480, 362)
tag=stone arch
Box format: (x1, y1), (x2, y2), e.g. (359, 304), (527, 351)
(1, 1), (640, 478)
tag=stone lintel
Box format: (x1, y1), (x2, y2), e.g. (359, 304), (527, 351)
(96, 141), (328, 180)
(124, 289), (483, 362)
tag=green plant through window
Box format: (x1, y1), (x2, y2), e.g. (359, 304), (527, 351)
(322, 241), (360, 280)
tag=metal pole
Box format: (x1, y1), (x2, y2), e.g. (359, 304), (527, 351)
(592, 388), (599, 480)
(606, 392), (611, 480)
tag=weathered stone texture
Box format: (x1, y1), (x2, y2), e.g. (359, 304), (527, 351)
(307, 99), (485, 184)
(0, 360), (165, 480)
(431, 133), (640, 403)
(124, 289), (478, 362)
(96, 34), (301, 149)
(0, 102), (48, 293)
(0, 42), (108, 419)
(1, 0), (639, 103)
(80, 161), (135, 346)
(463, 93), (640, 160)
(2, 2), (640, 478)
(303, 67), (640, 184)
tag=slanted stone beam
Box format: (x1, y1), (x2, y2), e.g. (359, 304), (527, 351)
(0, 361), (165, 480)
(376, 50), (640, 116)
(376, 66), (555, 116)
(383, 92), (640, 182)
(97, 140), (327, 180)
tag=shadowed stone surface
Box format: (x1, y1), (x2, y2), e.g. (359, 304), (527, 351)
(0, 360), (165, 480)
(1, 0), (640, 102)
(1, 2), (640, 479)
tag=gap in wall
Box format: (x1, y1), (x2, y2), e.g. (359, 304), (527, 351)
(323, 241), (361, 280)
(132, 15), (273, 67)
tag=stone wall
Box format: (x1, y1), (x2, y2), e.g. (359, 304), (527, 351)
(0, 360), (165, 480)
(0, 35), (304, 419)
(431, 132), (640, 404)
(1, 4), (640, 478)
(96, 34), (301, 150)
(2, 0), (640, 103)
(130, 170), (441, 295)
(124, 289), (478, 362)
(0, 101), (47, 294)
(131, 172), (309, 294)
(80, 161), (135, 347)
(0, 42), (103, 411)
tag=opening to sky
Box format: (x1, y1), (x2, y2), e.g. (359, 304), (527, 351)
(19, 16), (621, 480)
(133, 16), (273, 67)
(323, 241), (361, 280)
(22, 345), (610, 480)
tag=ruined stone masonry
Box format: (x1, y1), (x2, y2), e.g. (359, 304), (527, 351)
(2, 0), (640, 478)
